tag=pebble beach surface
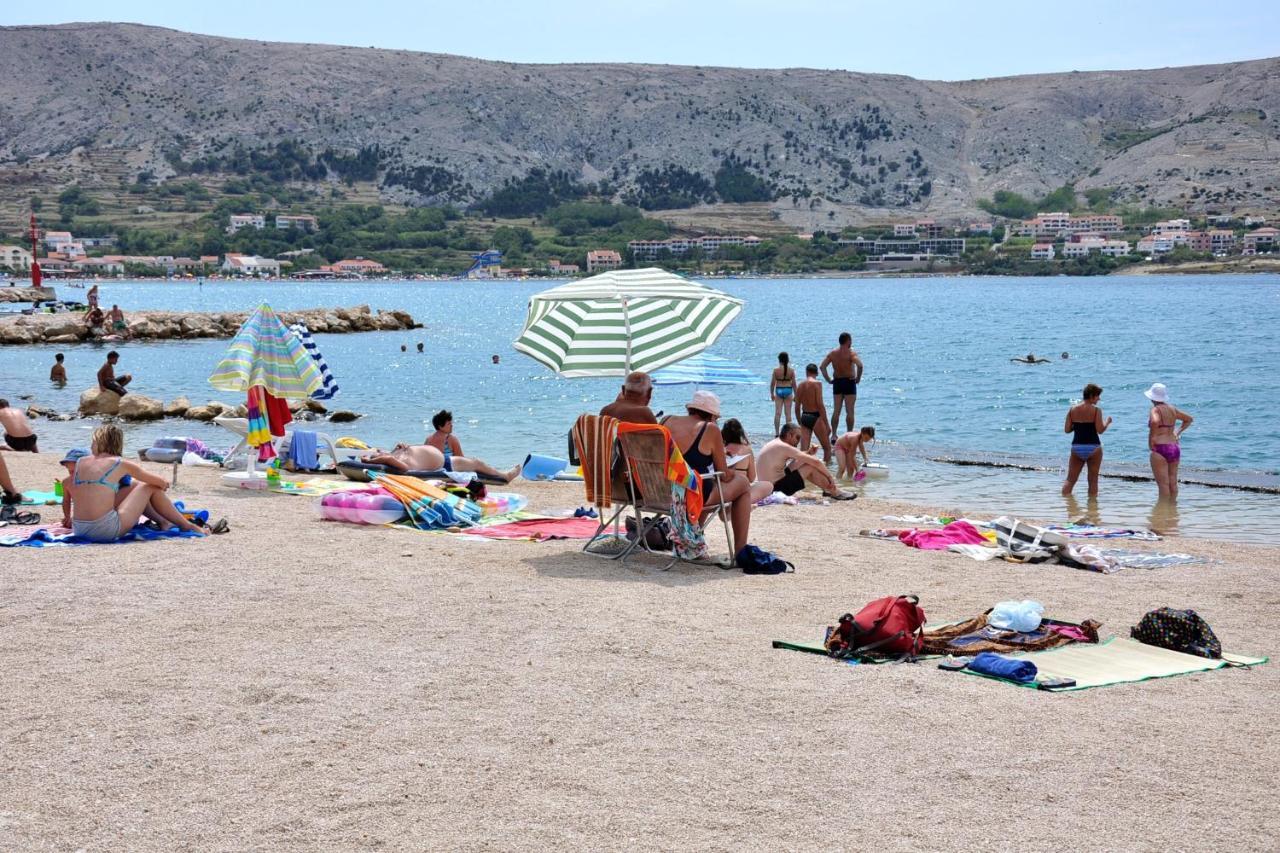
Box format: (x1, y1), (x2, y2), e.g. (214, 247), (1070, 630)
(2, 453), (1276, 850)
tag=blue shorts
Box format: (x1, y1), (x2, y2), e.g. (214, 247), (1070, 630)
(775, 387), (794, 399)
(1071, 444), (1100, 460)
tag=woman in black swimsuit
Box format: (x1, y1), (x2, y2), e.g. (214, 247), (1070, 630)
(663, 391), (755, 552)
(1061, 383), (1112, 497)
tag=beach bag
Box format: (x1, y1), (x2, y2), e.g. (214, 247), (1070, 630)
(825, 595), (926, 660)
(735, 544), (795, 575)
(1131, 608), (1222, 659)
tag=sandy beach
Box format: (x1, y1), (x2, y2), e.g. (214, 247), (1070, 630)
(1, 451), (1277, 850)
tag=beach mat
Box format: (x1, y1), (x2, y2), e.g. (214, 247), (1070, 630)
(19, 490), (61, 506)
(461, 516), (603, 541)
(1, 524), (205, 547)
(270, 478), (352, 497)
(963, 636), (1268, 691)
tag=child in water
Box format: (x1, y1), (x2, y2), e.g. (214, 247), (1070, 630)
(834, 425), (876, 481)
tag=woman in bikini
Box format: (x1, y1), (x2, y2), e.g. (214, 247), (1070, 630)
(721, 418), (757, 482)
(66, 424), (213, 542)
(1145, 383), (1193, 499)
(1061, 383), (1112, 497)
(769, 352), (796, 437)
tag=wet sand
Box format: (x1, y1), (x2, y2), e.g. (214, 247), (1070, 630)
(1, 453), (1277, 850)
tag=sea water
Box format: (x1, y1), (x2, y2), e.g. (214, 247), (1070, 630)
(3, 274), (1278, 542)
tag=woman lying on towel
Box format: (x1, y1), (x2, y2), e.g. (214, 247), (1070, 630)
(65, 425), (215, 542)
(362, 443), (520, 484)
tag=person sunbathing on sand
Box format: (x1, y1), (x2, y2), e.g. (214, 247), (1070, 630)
(755, 424), (854, 500)
(363, 443), (520, 483)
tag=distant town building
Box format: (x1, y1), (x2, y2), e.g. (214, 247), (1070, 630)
(1136, 235), (1178, 255)
(627, 235), (762, 260)
(915, 219), (944, 238)
(43, 231), (74, 251)
(227, 214), (266, 234)
(547, 259), (580, 275)
(275, 214), (318, 232)
(74, 257), (125, 274)
(1151, 218), (1192, 235)
(79, 235), (118, 249)
(1015, 213), (1123, 239)
(329, 257), (387, 275)
(836, 237), (966, 257)
(1208, 230), (1236, 253)
(0, 245), (34, 270)
(585, 249), (623, 273)
(1030, 243), (1056, 260)
(1206, 214), (1234, 226)
(221, 253), (281, 276)
(892, 223), (917, 237)
(1244, 215), (1268, 227)
(1062, 238), (1130, 258)
(966, 222), (994, 234)
(1242, 227), (1279, 255)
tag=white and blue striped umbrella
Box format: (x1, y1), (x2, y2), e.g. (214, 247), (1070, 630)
(289, 323), (340, 400)
(651, 352), (763, 386)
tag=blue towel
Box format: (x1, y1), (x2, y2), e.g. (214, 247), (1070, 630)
(289, 430), (320, 471)
(967, 652), (1038, 683)
(1, 524), (204, 548)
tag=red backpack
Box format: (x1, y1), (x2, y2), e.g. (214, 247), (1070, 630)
(825, 595), (927, 660)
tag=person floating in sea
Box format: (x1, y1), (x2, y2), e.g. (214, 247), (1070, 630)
(50, 352), (67, 384)
(770, 351), (796, 437)
(820, 332), (863, 438)
(600, 371), (658, 425)
(0, 398), (39, 452)
(835, 425), (876, 481)
(755, 423), (854, 500)
(108, 304), (130, 339)
(794, 363), (832, 463)
(416, 342), (424, 353)
(400, 344), (407, 353)
(1146, 382), (1193, 499)
(1061, 352), (1070, 360)
(1011, 353), (1050, 364)
(491, 354), (500, 364)
(97, 351), (132, 397)
(1062, 383), (1112, 497)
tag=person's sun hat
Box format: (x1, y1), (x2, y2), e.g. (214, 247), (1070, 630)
(685, 390), (722, 418)
(60, 447), (89, 465)
(1144, 383), (1169, 403)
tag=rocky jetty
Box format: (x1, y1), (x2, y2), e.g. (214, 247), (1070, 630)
(0, 304), (418, 345)
(68, 389), (359, 424)
(0, 286), (55, 303)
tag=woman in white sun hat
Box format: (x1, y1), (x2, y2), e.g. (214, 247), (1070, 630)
(663, 390), (755, 552)
(1144, 383), (1193, 499)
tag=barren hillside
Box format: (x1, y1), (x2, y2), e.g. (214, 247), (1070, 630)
(0, 23), (1277, 228)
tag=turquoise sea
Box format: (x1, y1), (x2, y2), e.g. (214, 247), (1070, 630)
(3, 274), (1278, 542)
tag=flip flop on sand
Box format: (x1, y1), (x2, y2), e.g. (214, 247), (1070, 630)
(829, 491), (858, 501)
(206, 518), (230, 535)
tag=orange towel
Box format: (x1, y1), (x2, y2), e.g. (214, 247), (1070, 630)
(572, 413), (619, 509)
(616, 422), (703, 521)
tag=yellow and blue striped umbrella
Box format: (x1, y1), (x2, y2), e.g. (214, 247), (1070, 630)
(209, 303), (323, 399)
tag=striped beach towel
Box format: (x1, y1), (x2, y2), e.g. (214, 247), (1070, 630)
(289, 323), (339, 400)
(572, 414), (619, 509)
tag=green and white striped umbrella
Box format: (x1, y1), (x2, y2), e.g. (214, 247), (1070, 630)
(513, 268), (745, 377)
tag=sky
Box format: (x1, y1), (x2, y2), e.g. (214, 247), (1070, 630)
(2, 1), (1276, 80)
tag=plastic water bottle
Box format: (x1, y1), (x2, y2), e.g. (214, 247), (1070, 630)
(265, 459), (281, 486)
(54, 479), (63, 498)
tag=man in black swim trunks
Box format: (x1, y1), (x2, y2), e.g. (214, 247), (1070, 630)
(0, 399), (38, 452)
(794, 364), (831, 462)
(755, 424), (852, 500)
(821, 331), (863, 439)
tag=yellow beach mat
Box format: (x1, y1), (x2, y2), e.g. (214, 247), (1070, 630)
(968, 636), (1268, 691)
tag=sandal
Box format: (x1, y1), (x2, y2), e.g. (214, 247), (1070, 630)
(207, 518), (230, 535)
(829, 491), (859, 501)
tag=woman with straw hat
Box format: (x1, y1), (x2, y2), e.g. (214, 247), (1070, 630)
(1145, 383), (1193, 499)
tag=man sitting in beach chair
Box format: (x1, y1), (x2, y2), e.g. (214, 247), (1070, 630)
(362, 443), (520, 483)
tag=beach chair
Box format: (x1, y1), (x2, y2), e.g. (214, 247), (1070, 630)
(611, 428), (734, 568)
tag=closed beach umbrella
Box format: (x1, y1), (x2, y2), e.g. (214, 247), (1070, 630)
(513, 267), (744, 377)
(651, 352), (764, 386)
(209, 304), (323, 398)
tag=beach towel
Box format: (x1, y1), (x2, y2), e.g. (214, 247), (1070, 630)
(616, 422), (703, 522)
(921, 614), (1100, 656)
(269, 478), (352, 497)
(967, 652), (1037, 683)
(19, 490), (61, 506)
(961, 637), (1267, 692)
(289, 429), (320, 471)
(461, 516), (602, 541)
(1, 524), (205, 547)
(899, 520), (988, 550)
(572, 413), (619, 510)
(289, 323), (340, 400)
(1046, 524), (1161, 541)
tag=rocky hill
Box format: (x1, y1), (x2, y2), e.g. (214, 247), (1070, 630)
(1, 23), (1277, 229)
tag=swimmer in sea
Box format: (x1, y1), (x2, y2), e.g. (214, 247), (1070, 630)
(1011, 352), (1050, 364)
(769, 351), (796, 436)
(1061, 352), (1070, 360)
(416, 342), (424, 353)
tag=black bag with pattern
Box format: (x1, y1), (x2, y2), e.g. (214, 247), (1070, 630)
(1130, 608), (1222, 659)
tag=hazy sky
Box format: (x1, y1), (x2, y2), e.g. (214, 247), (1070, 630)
(3, 0), (1276, 79)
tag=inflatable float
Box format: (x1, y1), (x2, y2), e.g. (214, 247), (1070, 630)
(316, 487), (407, 525)
(336, 460), (507, 484)
(861, 462), (890, 479)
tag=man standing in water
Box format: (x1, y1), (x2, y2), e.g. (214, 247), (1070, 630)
(794, 364), (832, 463)
(820, 331), (863, 438)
